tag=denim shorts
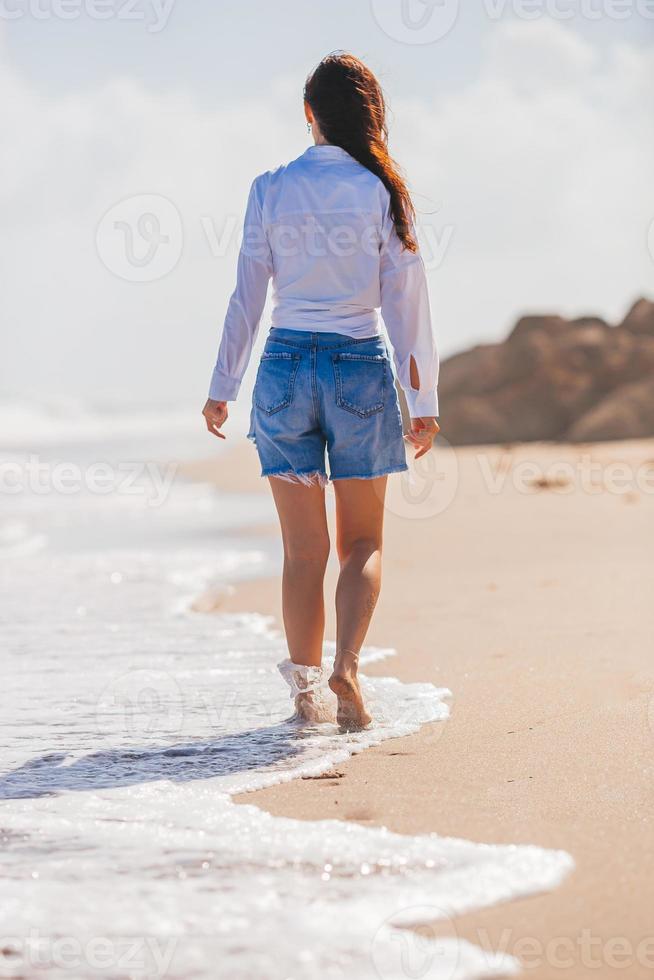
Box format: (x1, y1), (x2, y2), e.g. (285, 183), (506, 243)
(247, 328), (408, 485)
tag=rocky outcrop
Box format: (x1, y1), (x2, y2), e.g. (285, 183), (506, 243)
(439, 299), (654, 444)
(566, 377), (654, 442)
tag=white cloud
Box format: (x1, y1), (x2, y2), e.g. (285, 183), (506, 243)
(1, 19), (652, 408)
(396, 21), (654, 345)
(485, 18), (597, 85)
(0, 52), (303, 406)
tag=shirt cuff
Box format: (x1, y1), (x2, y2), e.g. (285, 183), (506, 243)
(405, 387), (439, 418)
(208, 367), (241, 402)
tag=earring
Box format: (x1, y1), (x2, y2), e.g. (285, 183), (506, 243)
(307, 122), (312, 134)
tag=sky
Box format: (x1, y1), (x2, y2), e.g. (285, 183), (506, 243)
(1, 0), (653, 409)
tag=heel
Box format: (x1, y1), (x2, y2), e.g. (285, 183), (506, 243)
(328, 669), (373, 731)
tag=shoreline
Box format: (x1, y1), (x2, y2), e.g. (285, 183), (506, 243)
(188, 438), (654, 979)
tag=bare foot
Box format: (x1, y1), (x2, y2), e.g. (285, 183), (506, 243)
(294, 691), (334, 725)
(328, 650), (372, 731)
(278, 660), (335, 724)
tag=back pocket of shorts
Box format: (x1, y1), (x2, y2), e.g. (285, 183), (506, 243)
(332, 353), (386, 418)
(254, 352), (301, 414)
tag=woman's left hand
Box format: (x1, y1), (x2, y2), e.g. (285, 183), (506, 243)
(405, 417), (440, 459)
(203, 399), (228, 439)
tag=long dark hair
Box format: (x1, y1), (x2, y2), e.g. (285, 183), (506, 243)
(304, 52), (418, 253)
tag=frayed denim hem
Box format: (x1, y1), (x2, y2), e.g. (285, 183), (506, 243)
(263, 468), (329, 488)
(329, 463), (408, 482)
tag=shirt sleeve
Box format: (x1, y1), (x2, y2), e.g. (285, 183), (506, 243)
(208, 174), (273, 402)
(379, 198), (439, 418)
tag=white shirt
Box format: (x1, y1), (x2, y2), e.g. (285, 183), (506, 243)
(208, 144), (439, 417)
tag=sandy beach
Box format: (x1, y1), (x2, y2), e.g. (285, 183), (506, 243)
(187, 436), (654, 979)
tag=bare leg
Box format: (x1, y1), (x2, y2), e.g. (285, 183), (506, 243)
(329, 476), (387, 729)
(268, 475), (330, 721)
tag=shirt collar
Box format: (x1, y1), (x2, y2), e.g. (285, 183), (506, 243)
(303, 144), (354, 162)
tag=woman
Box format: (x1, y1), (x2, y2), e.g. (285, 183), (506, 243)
(203, 52), (440, 730)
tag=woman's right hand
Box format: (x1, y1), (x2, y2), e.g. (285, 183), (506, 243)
(405, 417), (440, 459)
(203, 399), (228, 439)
